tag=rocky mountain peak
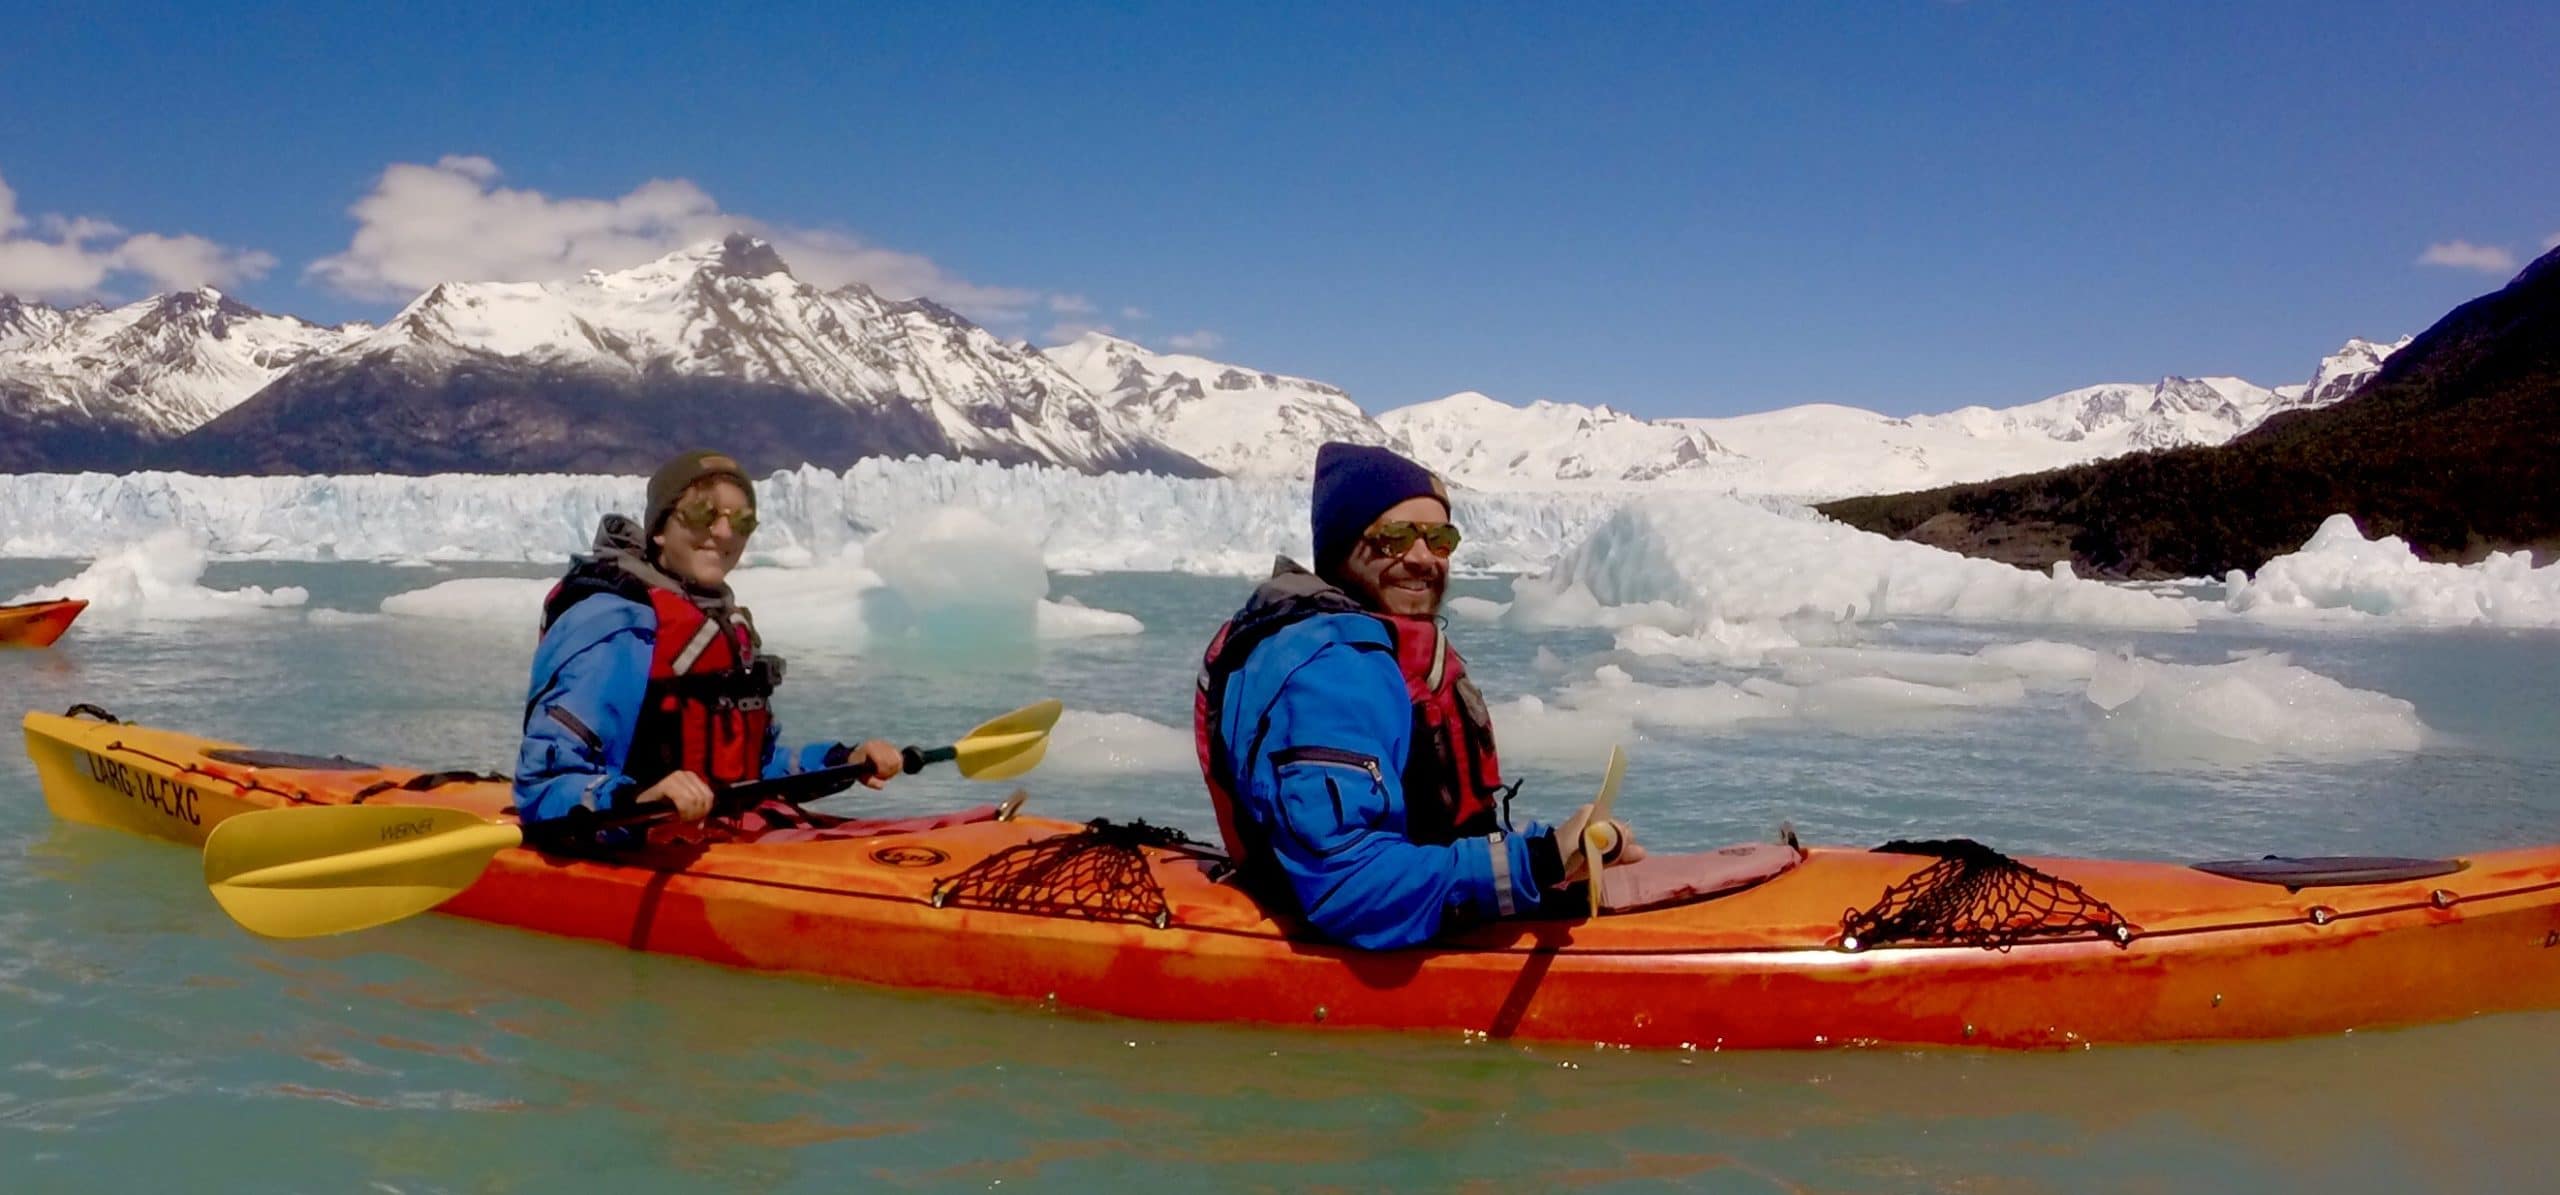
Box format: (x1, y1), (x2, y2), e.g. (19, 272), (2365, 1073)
(1042, 332), (1402, 477)
(700, 233), (791, 279)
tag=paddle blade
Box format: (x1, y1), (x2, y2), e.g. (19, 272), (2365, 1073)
(204, 805), (524, 939)
(951, 698), (1061, 782)
(1585, 744), (1628, 918)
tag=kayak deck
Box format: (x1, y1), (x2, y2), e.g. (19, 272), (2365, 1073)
(26, 709), (2560, 1048)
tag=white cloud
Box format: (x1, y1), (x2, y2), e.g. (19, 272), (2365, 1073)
(1120, 305), (1148, 321)
(0, 237), (111, 298)
(2416, 240), (2519, 274)
(113, 233), (278, 292)
(0, 170), (275, 300)
(2543, 232), (2560, 252)
(308, 157), (1042, 323)
(1165, 330), (1225, 352)
(1048, 293), (1096, 314)
(36, 213), (122, 243)
(766, 228), (1038, 321)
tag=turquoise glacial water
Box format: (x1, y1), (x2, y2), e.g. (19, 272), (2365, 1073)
(2, 559), (2554, 1192)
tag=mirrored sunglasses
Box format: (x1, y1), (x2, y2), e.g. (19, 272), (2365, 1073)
(672, 498), (758, 536)
(1363, 520), (1461, 557)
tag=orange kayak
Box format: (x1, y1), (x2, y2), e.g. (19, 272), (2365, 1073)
(0, 599), (86, 647)
(25, 708), (2560, 1049)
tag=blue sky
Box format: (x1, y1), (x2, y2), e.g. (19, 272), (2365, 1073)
(3, 2), (2553, 417)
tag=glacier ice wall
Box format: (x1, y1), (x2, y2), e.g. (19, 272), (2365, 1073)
(0, 461), (1633, 575)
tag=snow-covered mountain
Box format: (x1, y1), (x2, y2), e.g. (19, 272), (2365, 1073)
(1384, 338), (2406, 496)
(1, 237), (2413, 491)
(337, 236), (1199, 473)
(2280, 336), (2410, 415)
(1666, 404), (2080, 498)
(0, 289), (363, 438)
(163, 236), (1210, 476)
(1379, 391), (1736, 486)
(1041, 332), (1405, 477)
(1913, 375), (2288, 452)
(0, 295), (78, 349)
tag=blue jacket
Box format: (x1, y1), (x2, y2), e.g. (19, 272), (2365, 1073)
(514, 529), (839, 822)
(1214, 573), (1554, 950)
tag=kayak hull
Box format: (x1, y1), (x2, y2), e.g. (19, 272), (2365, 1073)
(26, 710), (2560, 1049)
(0, 599), (87, 647)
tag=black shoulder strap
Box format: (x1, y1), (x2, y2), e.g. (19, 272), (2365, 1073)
(541, 559), (653, 633)
(1206, 588), (1367, 679)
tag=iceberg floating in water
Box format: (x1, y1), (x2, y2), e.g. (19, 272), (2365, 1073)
(2224, 513), (2560, 628)
(1036, 598), (1145, 639)
(2084, 649), (2427, 762)
(5, 531), (306, 621)
(379, 577), (550, 622)
(1040, 709), (1197, 776)
(376, 506), (1145, 647)
(860, 506), (1053, 643)
(1492, 636), (2426, 769)
(1515, 494), (2197, 633)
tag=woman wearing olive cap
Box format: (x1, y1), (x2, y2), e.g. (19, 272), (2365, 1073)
(513, 449), (902, 831)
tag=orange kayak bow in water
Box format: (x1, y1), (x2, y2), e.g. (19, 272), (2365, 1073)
(0, 599), (87, 647)
(23, 706), (2560, 1050)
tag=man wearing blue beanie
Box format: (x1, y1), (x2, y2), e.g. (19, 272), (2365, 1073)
(1192, 442), (1642, 949)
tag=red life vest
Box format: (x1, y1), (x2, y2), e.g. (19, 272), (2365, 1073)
(1194, 581), (1509, 887)
(543, 561), (780, 790)
(1384, 615), (1509, 845)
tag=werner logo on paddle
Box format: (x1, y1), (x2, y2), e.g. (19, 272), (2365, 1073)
(81, 751), (203, 826)
(378, 818), (438, 844)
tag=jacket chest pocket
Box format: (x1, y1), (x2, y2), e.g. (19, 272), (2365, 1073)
(1270, 747), (1393, 856)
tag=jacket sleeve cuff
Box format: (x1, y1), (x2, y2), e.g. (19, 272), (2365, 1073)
(1526, 828), (1565, 891)
(1468, 830), (1553, 921)
(594, 772), (638, 812)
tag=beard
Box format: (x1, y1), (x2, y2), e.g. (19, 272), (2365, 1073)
(1370, 558), (1448, 617)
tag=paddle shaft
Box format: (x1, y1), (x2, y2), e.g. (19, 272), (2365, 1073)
(529, 743), (956, 844)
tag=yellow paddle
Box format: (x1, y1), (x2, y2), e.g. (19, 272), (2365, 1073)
(1582, 743), (1628, 918)
(202, 699), (1062, 940)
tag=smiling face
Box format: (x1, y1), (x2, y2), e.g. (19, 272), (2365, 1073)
(1337, 495), (1454, 618)
(649, 477), (754, 589)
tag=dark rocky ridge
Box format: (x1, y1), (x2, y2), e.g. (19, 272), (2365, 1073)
(155, 353), (1211, 476)
(1821, 247), (2560, 578)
